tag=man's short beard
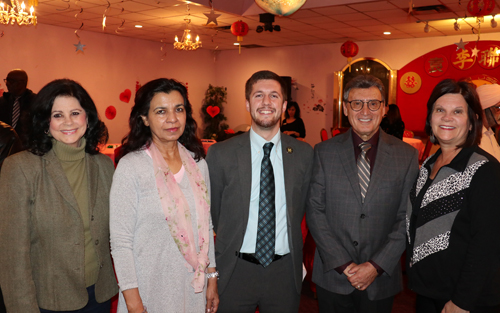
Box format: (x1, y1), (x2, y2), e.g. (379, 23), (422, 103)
(251, 111), (281, 129)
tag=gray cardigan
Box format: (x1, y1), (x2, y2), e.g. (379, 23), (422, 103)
(110, 150), (215, 312)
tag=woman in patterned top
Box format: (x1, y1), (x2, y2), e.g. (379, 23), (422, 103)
(406, 79), (500, 313)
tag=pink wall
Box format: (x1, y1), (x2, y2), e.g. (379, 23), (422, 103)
(1, 22), (498, 147)
(0, 23), (215, 143)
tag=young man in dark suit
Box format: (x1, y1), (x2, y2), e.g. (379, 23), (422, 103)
(207, 70), (313, 313)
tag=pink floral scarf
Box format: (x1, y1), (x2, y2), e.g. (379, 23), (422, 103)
(148, 142), (210, 293)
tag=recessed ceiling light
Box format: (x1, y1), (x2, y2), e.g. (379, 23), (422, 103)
(135, 25), (142, 28)
(383, 31), (391, 35)
(234, 43), (240, 45)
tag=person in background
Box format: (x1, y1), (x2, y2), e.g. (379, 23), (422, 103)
(307, 75), (419, 313)
(0, 120), (22, 170)
(110, 78), (218, 313)
(380, 103), (405, 140)
(207, 70), (313, 313)
(477, 84), (500, 161)
(0, 69), (36, 146)
(0, 79), (118, 312)
(407, 79), (500, 313)
(281, 101), (306, 139)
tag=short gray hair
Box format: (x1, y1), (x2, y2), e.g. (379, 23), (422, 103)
(343, 75), (386, 104)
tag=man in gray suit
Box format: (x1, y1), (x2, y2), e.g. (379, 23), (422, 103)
(307, 75), (419, 313)
(206, 70), (313, 313)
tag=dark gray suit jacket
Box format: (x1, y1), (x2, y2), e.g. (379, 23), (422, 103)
(206, 132), (313, 295)
(307, 129), (419, 300)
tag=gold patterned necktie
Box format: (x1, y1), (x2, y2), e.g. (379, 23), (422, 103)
(11, 97), (20, 128)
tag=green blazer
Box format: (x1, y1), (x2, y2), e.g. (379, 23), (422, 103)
(0, 149), (118, 312)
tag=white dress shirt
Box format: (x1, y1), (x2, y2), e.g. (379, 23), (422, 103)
(239, 128), (289, 255)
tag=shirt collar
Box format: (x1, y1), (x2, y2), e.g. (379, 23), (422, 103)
(352, 128), (380, 148)
(250, 128), (281, 157)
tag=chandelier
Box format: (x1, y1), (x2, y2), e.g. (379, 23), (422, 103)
(0, 0), (36, 26)
(173, 19), (201, 51)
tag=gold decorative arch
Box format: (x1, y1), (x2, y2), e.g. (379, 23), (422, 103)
(333, 57), (397, 128)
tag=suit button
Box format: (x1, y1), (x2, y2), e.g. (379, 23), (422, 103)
(91, 215), (94, 221)
(353, 241), (358, 246)
(235, 251), (238, 256)
(95, 240), (99, 245)
(360, 214), (366, 219)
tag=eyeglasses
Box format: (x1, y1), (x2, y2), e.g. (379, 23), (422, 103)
(347, 100), (384, 112)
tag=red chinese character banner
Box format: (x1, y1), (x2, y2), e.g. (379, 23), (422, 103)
(397, 40), (500, 134)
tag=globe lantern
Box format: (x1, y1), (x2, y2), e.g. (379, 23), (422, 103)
(231, 20), (249, 54)
(341, 41), (359, 72)
(255, 0), (306, 16)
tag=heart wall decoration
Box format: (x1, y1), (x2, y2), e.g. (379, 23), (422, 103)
(206, 105), (220, 118)
(120, 89), (132, 103)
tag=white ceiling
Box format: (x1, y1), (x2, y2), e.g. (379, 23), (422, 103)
(30, 0), (500, 51)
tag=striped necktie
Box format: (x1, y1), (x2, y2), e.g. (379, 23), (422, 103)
(357, 142), (371, 203)
(11, 97), (20, 129)
(255, 142), (275, 267)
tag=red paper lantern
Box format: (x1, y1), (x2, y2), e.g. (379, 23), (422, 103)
(340, 41), (359, 72)
(231, 20), (249, 54)
(340, 41), (359, 58)
(467, 0), (495, 16)
(231, 20), (249, 38)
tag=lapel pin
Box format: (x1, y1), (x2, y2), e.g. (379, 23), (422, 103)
(286, 147), (293, 154)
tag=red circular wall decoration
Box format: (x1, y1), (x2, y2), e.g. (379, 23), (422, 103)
(105, 106), (117, 120)
(424, 53), (449, 77)
(467, 0), (495, 16)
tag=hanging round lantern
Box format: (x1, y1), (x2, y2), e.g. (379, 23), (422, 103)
(341, 41), (359, 72)
(467, 0), (495, 16)
(231, 20), (249, 54)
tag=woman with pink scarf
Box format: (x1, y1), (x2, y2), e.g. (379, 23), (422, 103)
(110, 78), (218, 313)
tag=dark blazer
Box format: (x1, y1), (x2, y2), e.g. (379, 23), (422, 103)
(206, 132), (313, 295)
(0, 89), (36, 143)
(307, 129), (419, 300)
(0, 149), (118, 312)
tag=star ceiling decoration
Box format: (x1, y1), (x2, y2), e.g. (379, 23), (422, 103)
(471, 46), (480, 57)
(204, 8), (221, 25)
(74, 41), (86, 52)
(455, 38), (467, 51)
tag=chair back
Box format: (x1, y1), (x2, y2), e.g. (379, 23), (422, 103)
(420, 138), (433, 164)
(320, 129), (328, 141)
(403, 129), (414, 138)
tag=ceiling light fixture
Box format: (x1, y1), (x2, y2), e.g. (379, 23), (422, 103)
(0, 0), (36, 26)
(135, 25), (142, 28)
(173, 4), (201, 51)
(454, 19), (460, 31)
(424, 22), (430, 33)
(174, 19), (201, 51)
(492, 15), (497, 28)
(383, 31), (391, 35)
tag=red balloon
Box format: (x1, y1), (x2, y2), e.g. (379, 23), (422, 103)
(340, 41), (359, 58)
(467, 0), (495, 16)
(105, 106), (117, 120)
(231, 20), (249, 37)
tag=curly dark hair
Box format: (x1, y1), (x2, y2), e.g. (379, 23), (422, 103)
(28, 79), (108, 156)
(117, 78), (204, 163)
(425, 79), (482, 148)
(284, 101), (300, 119)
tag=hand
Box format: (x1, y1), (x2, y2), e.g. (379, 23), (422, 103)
(206, 277), (219, 313)
(347, 262), (378, 291)
(343, 262), (357, 277)
(123, 288), (146, 313)
(441, 301), (469, 313)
